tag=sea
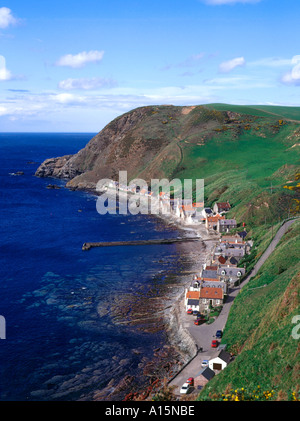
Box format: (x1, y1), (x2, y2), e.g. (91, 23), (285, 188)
(0, 133), (196, 401)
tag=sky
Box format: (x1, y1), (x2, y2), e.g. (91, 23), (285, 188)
(0, 0), (300, 132)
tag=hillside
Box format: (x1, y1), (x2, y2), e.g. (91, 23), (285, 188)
(197, 219), (300, 401)
(36, 103), (300, 226)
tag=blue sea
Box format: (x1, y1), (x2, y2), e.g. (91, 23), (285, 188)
(0, 133), (194, 401)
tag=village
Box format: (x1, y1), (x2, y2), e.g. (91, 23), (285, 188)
(108, 181), (253, 397)
(167, 199), (251, 396)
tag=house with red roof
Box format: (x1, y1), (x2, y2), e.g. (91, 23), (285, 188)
(213, 201), (231, 214)
(185, 290), (201, 312)
(205, 214), (225, 230)
(199, 287), (224, 311)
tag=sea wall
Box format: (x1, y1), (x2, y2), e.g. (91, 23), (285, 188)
(165, 291), (198, 361)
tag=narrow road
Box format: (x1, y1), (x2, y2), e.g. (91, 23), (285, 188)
(168, 217), (299, 396)
(244, 218), (298, 280)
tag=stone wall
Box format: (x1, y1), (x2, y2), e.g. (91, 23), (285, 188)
(165, 291), (198, 361)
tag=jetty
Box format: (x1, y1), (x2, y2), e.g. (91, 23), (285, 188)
(82, 237), (201, 250)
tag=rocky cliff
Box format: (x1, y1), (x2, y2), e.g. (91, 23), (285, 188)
(35, 106), (181, 190)
(35, 103), (299, 197)
(35, 104), (234, 191)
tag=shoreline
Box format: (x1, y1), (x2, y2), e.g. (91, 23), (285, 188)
(41, 181), (220, 401)
(118, 214), (220, 401)
(87, 188), (221, 401)
(91, 219), (219, 402)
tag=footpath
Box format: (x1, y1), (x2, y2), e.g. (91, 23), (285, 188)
(168, 217), (299, 396)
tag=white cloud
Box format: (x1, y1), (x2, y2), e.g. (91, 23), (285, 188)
(281, 55), (300, 86)
(203, 0), (261, 5)
(249, 57), (293, 68)
(53, 93), (86, 104)
(0, 7), (18, 29)
(0, 55), (12, 81)
(0, 105), (8, 115)
(55, 50), (104, 68)
(219, 57), (246, 73)
(203, 75), (273, 90)
(58, 77), (117, 90)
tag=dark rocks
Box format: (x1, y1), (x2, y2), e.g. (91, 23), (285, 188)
(34, 154), (75, 179)
(9, 171), (24, 176)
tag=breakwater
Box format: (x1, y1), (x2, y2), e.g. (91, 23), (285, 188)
(82, 237), (201, 250)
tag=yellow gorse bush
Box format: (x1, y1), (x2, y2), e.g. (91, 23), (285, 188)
(217, 386), (300, 401)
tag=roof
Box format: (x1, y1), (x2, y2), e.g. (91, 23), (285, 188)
(218, 267), (245, 276)
(224, 248), (245, 257)
(221, 235), (244, 243)
(193, 202), (204, 208)
(187, 299), (199, 306)
(219, 219), (237, 226)
(218, 256), (227, 264)
(207, 215), (225, 222)
(238, 231), (248, 239)
(201, 281), (226, 290)
(229, 256), (239, 265)
(216, 202), (231, 210)
(217, 350), (231, 363)
(200, 287), (223, 300)
(201, 269), (218, 279)
(186, 290), (200, 299)
(196, 367), (215, 381)
(205, 265), (218, 270)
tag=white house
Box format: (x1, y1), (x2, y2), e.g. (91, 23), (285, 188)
(185, 290), (200, 312)
(209, 350), (231, 372)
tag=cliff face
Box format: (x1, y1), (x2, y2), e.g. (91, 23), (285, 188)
(35, 104), (231, 191)
(35, 106), (178, 190)
(35, 103), (298, 195)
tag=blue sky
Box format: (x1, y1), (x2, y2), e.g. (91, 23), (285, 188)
(1, 0), (300, 132)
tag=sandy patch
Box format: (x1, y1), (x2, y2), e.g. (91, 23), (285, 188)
(181, 106), (196, 115)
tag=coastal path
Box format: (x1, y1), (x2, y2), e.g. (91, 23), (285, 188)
(168, 217), (299, 397)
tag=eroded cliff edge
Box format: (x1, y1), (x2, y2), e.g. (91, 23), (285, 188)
(35, 104), (238, 191)
(35, 105), (185, 190)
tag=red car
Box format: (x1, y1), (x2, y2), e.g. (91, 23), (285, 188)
(211, 340), (218, 348)
(187, 309), (193, 315)
(186, 377), (194, 386)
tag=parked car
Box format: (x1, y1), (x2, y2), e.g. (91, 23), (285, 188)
(187, 309), (193, 315)
(216, 330), (223, 338)
(194, 319), (205, 325)
(193, 310), (200, 316)
(201, 360), (209, 368)
(186, 377), (194, 385)
(211, 340), (218, 348)
(180, 382), (192, 394)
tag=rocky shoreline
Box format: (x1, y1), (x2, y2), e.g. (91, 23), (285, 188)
(34, 161), (219, 401)
(89, 222), (219, 402)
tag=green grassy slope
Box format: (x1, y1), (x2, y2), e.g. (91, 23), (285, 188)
(206, 103), (300, 121)
(168, 104), (300, 230)
(197, 220), (300, 401)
